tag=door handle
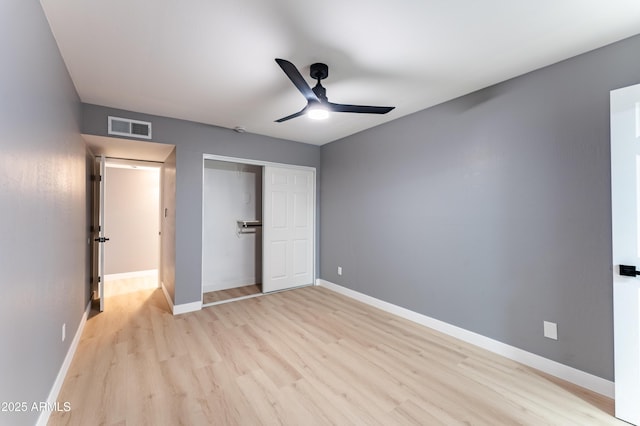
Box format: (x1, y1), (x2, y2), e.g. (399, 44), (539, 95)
(94, 237), (110, 243)
(619, 264), (640, 276)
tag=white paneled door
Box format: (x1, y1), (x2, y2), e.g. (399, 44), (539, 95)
(262, 166), (315, 293)
(611, 83), (640, 425)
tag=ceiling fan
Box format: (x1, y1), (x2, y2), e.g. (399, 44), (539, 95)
(274, 58), (395, 122)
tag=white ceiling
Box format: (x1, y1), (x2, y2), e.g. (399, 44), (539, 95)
(41, 0), (640, 146)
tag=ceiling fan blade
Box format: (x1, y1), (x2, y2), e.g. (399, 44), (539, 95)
(328, 103), (395, 114)
(275, 59), (319, 103)
(275, 105), (308, 123)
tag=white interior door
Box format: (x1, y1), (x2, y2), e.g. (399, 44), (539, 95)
(262, 166), (315, 293)
(611, 83), (640, 425)
(93, 155), (107, 312)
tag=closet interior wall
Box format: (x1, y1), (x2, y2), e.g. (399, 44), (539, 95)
(202, 160), (262, 294)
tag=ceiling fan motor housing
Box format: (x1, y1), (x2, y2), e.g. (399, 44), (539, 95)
(310, 63), (328, 80)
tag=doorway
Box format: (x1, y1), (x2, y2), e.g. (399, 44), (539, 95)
(103, 159), (161, 297)
(85, 135), (175, 312)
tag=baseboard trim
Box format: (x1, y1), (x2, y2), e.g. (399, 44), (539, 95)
(36, 300), (92, 426)
(317, 279), (614, 398)
(161, 281), (174, 311)
(173, 300), (202, 315)
(104, 269), (158, 281)
(161, 281), (202, 315)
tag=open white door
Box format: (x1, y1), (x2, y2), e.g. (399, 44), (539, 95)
(262, 166), (315, 293)
(92, 155), (108, 312)
(611, 83), (640, 425)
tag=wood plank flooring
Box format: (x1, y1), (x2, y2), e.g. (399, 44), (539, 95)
(203, 283), (262, 304)
(49, 285), (623, 425)
(104, 274), (158, 298)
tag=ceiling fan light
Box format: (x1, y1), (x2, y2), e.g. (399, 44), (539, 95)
(307, 105), (329, 120)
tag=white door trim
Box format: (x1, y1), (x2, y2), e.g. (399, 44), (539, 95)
(202, 153), (316, 172)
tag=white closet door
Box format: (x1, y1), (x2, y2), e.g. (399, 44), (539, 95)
(262, 166), (315, 293)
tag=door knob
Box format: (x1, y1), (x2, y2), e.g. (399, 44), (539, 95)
(619, 264), (640, 276)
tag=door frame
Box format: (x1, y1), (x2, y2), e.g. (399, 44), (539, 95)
(90, 155), (166, 310)
(201, 153), (317, 298)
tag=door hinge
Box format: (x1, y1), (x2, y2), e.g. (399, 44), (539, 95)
(97, 276), (101, 283)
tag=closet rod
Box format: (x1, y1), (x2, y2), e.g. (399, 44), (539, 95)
(237, 220), (262, 228)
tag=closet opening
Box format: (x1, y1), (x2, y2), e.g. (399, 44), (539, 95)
(202, 154), (316, 307)
(202, 159), (263, 305)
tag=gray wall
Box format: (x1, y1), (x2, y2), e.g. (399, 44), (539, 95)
(104, 166), (160, 275)
(82, 104), (320, 305)
(0, 1), (88, 425)
(320, 34), (640, 381)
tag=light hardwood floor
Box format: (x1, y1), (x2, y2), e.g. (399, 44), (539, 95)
(104, 274), (158, 298)
(49, 285), (623, 425)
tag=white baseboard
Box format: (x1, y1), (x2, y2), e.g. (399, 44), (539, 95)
(161, 281), (201, 315)
(104, 269), (158, 281)
(173, 300), (202, 315)
(317, 279), (614, 398)
(161, 281), (174, 311)
(36, 300), (92, 426)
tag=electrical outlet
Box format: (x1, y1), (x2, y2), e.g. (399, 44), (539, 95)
(337, 266), (342, 276)
(543, 321), (557, 340)
(62, 323), (66, 342)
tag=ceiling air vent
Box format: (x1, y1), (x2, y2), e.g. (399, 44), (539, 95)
(108, 116), (152, 139)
